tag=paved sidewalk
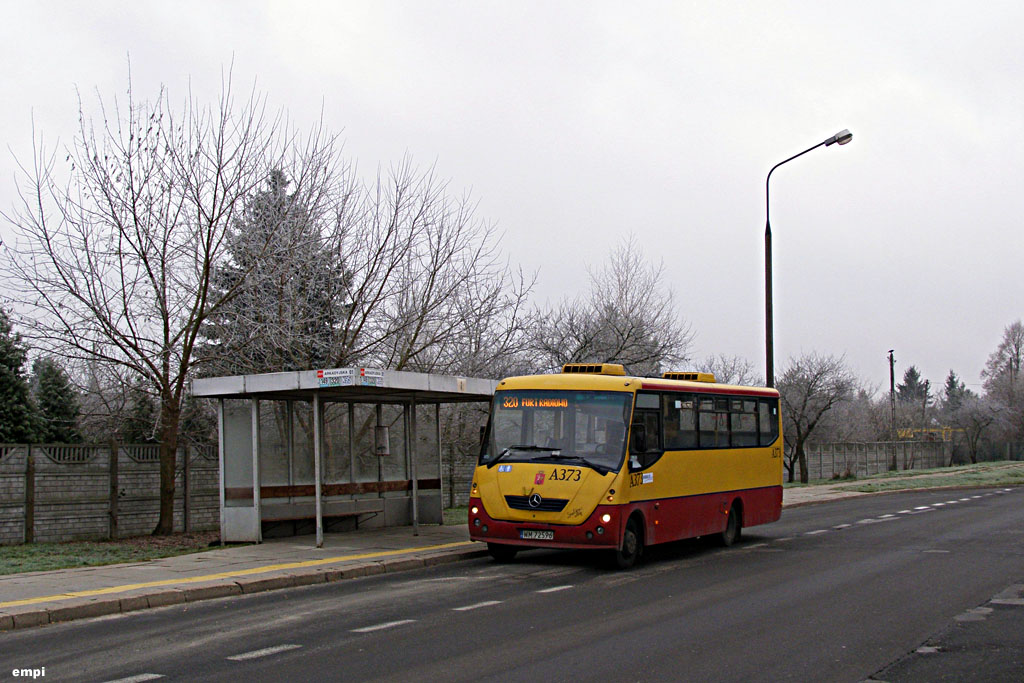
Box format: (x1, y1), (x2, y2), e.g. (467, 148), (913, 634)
(0, 525), (486, 631)
(0, 485), (885, 632)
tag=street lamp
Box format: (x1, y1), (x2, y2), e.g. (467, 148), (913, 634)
(764, 129), (852, 388)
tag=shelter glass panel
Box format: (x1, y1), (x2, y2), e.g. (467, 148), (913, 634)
(323, 401), (351, 485)
(259, 401), (289, 487)
(380, 404), (408, 486)
(352, 404), (378, 483)
(290, 401), (315, 487)
(223, 399), (253, 507)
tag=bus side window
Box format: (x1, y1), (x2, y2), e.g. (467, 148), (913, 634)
(699, 398), (729, 448)
(732, 399), (758, 447)
(663, 394), (697, 449)
(759, 399), (779, 446)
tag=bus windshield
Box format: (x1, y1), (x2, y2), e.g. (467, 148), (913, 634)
(480, 390), (632, 473)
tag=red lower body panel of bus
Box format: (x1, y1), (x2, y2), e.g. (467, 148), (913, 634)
(468, 485), (781, 550)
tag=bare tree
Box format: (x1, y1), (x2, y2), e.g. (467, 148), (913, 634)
(982, 320), (1024, 445)
(0, 74), (327, 534)
(696, 354), (762, 386)
(947, 395), (1004, 464)
(778, 352), (856, 483)
(529, 235), (694, 375)
(271, 157), (535, 378)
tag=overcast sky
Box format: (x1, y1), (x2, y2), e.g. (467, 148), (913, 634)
(2, 1), (1022, 392)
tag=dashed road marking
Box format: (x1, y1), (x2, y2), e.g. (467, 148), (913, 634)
(805, 530), (828, 535)
(914, 506), (931, 510)
(897, 510), (912, 514)
(453, 600), (503, 611)
(227, 644), (302, 661)
(833, 523), (852, 529)
(352, 619), (416, 633)
(879, 514), (896, 518)
(536, 585), (574, 594)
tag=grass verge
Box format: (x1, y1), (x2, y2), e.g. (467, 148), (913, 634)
(0, 532), (223, 576)
(836, 461), (1024, 493)
(443, 506), (467, 526)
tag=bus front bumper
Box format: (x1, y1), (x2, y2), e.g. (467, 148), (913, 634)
(467, 497), (621, 550)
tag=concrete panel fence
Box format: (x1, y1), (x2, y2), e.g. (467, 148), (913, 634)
(802, 441), (949, 481)
(0, 443), (219, 545)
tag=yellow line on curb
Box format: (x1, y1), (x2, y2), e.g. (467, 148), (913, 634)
(0, 541), (475, 610)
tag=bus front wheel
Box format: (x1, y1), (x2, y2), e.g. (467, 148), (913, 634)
(487, 543), (518, 562)
(615, 517), (643, 570)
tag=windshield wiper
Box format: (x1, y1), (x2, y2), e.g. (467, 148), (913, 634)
(537, 453), (612, 475)
(489, 444), (553, 466)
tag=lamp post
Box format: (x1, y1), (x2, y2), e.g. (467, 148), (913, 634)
(764, 129), (852, 388)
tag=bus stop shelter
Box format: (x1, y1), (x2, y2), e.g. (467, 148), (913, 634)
(191, 368), (497, 547)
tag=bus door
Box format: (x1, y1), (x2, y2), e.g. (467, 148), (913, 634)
(629, 392), (662, 471)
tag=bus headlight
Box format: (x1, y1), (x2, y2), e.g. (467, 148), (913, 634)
(600, 513), (611, 523)
(471, 506), (479, 515)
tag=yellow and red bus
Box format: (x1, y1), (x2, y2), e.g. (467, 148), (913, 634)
(468, 363), (783, 568)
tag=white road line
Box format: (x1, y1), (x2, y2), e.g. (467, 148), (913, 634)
(933, 503), (945, 507)
(897, 510), (912, 514)
(453, 600), (503, 611)
(805, 530), (828, 535)
(833, 523), (852, 529)
(775, 537), (795, 542)
(745, 542), (769, 549)
(857, 519), (877, 524)
(879, 514), (896, 518)
(914, 506), (931, 510)
(103, 676), (164, 683)
(352, 619), (416, 633)
(945, 501), (959, 504)
(972, 496), (982, 499)
(227, 644), (302, 661)
(536, 585), (574, 594)
(959, 498), (971, 502)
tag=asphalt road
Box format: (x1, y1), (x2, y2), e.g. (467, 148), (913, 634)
(1, 487), (1021, 682)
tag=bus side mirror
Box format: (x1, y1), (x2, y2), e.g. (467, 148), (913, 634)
(630, 424), (647, 453)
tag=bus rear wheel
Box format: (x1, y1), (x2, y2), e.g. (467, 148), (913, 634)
(487, 543), (518, 562)
(719, 504), (741, 547)
(614, 517), (643, 570)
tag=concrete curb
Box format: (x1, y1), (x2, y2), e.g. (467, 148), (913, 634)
(0, 545), (490, 632)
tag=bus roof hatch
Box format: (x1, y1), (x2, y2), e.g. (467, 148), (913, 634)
(662, 371), (717, 383)
(561, 363), (627, 376)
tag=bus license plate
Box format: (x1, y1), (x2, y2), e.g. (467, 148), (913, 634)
(520, 529), (554, 541)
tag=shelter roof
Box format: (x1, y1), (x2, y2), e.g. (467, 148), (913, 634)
(191, 367), (498, 404)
